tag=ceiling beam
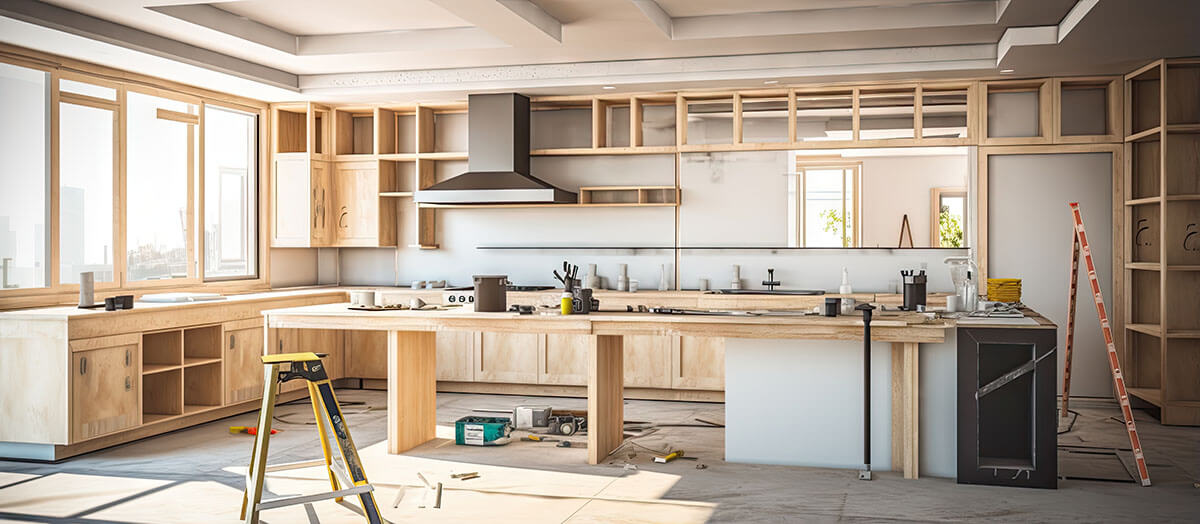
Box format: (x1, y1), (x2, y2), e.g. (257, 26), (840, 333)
(300, 44), (996, 95)
(428, 0), (562, 46)
(997, 0), (1099, 63)
(629, 0), (999, 41)
(148, 4), (296, 54)
(631, 0), (672, 38)
(0, 0), (297, 89)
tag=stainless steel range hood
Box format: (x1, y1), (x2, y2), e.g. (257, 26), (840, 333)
(414, 93), (577, 204)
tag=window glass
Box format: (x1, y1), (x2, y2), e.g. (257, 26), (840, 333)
(804, 168), (851, 247)
(203, 105), (257, 279)
(938, 193), (966, 247)
(0, 63), (49, 289)
(60, 103), (115, 283)
(126, 92), (195, 281)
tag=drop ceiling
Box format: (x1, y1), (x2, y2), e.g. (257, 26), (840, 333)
(1, 0), (1198, 102)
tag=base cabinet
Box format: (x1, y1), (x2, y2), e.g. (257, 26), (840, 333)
(540, 334), (589, 385)
(269, 327), (343, 392)
(624, 335), (673, 388)
(476, 332), (541, 383)
(673, 336), (725, 390)
(436, 331), (476, 381)
(224, 324), (264, 405)
(72, 344), (139, 442)
(345, 331), (388, 379)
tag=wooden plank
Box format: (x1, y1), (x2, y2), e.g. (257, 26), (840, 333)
(592, 98), (607, 148)
(890, 341), (919, 478)
(386, 330), (437, 454)
(156, 108), (198, 125)
(629, 97), (644, 147)
(731, 93), (743, 144)
(69, 333), (140, 352)
(587, 334), (624, 465)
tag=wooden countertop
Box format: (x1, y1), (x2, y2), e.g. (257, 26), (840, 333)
(0, 288), (347, 320)
(264, 302), (955, 343)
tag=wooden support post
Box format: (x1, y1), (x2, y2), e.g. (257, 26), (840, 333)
(732, 93), (743, 144)
(592, 98), (608, 149)
(387, 330), (437, 454)
(630, 97), (643, 148)
(587, 334), (624, 465)
(890, 341), (919, 479)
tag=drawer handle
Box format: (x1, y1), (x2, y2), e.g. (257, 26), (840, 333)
(125, 350), (131, 367)
(230, 334), (236, 351)
(80, 357), (87, 375)
(125, 376), (132, 391)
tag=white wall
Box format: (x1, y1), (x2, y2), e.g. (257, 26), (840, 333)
(988, 152), (1114, 398)
(860, 155), (969, 248)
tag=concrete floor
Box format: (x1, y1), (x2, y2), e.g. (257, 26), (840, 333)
(0, 391), (1196, 523)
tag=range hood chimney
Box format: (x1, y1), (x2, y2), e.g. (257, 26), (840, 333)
(413, 93), (577, 204)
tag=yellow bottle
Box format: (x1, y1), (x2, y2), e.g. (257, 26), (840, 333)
(561, 292), (573, 315)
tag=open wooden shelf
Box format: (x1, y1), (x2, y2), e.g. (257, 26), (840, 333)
(531, 146), (677, 156)
(335, 108), (375, 155)
(141, 413), (179, 425)
(580, 185), (679, 206)
(380, 192), (413, 198)
(143, 330), (182, 368)
(1129, 387), (1162, 407)
(1124, 262), (1160, 271)
(184, 357), (221, 367)
(184, 361), (222, 409)
(1126, 323), (1163, 337)
(143, 368), (183, 420)
(419, 151), (468, 160)
(142, 363), (179, 375)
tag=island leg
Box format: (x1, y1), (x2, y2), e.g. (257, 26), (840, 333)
(587, 334), (624, 465)
(387, 330), (437, 454)
(890, 341), (920, 478)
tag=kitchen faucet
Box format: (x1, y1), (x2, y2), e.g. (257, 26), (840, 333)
(762, 268), (780, 291)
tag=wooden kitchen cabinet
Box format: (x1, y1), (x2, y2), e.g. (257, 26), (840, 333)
(269, 327), (342, 392)
(271, 156), (331, 247)
(224, 322), (264, 405)
(624, 335), (673, 388)
(673, 336), (725, 390)
(331, 160), (396, 247)
(476, 332), (540, 383)
(540, 334), (589, 385)
(344, 330), (387, 379)
(437, 331), (476, 381)
(72, 344), (139, 442)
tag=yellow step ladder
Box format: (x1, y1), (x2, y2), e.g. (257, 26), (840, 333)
(239, 352), (383, 523)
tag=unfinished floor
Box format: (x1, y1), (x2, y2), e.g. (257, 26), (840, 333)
(0, 391), (1196, 523)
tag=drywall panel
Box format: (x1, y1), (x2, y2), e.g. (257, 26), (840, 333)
(725, 335), (957, 478)
(987, 152), (1113, 397)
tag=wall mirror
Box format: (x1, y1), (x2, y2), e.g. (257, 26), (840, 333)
(679, 147), (970, 249)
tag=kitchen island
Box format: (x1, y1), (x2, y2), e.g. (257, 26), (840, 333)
(263, 302), (954, 478)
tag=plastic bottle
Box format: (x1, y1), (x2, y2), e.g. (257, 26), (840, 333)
(561, 292), (573, 315)
(839, 267), (853, 295)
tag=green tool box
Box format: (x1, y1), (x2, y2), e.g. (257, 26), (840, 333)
(454, 416), (513, 446)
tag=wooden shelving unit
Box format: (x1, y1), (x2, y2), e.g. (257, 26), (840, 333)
(139, 325), (226, 423)
(1122, 58), (1200, 425)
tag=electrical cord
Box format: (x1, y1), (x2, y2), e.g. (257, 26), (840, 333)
(1057, 409), (1080, 435)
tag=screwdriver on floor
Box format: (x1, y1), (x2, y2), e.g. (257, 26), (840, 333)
(229, 426), (277, 435)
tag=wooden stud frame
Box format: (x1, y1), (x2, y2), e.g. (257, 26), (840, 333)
(0, 44), (272, 310)
(1053, 77), (1123, 144)
(980, 79), (1054, 145)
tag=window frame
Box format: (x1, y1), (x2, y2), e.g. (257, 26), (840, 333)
(793, 160), (862, 248)
(55, 70), (122, 292)
(930, 186), (968, 248)
(201, 102), (261, 282)
(0, 52), (271, 309)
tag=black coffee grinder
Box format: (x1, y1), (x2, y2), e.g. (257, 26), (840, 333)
(901, 269), (927, 311)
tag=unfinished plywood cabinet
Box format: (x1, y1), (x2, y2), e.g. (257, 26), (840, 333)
(436, 331), (476, 381)
(271, 157), (331, 247)
(224, 321), (264, 405)
(71, 343), (139, 442)
(476, 332), (540, 383)
(623, 335), (673, 388)
(673, 336), (725, 390)
(1123, 58), (1200, 425)
(331, 160), (397, 246)
(540, 334), (589, 385)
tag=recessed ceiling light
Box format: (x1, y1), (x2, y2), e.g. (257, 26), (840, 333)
(1000, 69), (1014, 74)
(763, 80), (779, 85)
(602, 86), (615, 90)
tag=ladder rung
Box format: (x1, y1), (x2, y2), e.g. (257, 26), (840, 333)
(257, 484), (374, 511)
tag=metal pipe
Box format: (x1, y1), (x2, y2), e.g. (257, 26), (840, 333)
(857, 302), (876, 480)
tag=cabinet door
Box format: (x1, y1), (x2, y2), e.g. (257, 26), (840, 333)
(476, 332), (540, 383)
(540, 334), (588, 385)
(624, 335), (672, 388)
(269, 328), (341, 392)
(272, 157), (312, 247)
(344, 330), (388, 379)
(672, 336), (725, 390)
(71, 344), (138, 442)
(311, 160), (331, 245)
(436, 331), (475, 381)
(332, 161), (389, 247)
(225, 326), (264, 405)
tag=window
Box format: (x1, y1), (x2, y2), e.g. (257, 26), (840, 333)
(0, 62), (49, 290)
(203, 105), (258, 280)
(790, 162), (860, 247)
(932, 187), (967, 247)
(59, 99), (117, 284)
(125, 91), (197, 282)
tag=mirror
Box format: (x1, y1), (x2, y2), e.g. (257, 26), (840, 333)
(679, 147), (970, 249)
